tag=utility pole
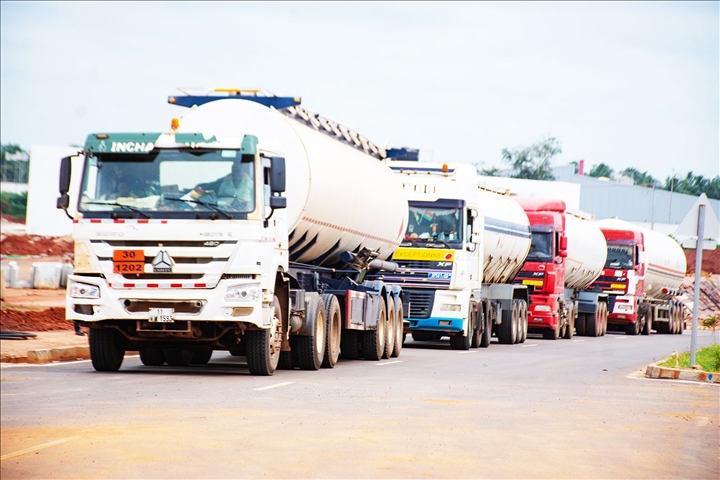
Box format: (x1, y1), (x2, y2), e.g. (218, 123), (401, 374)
(668, 169), (674, 223)
(650, 184), (656, 230)
(690, 204), (705, 367)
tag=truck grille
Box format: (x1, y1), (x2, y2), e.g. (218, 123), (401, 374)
(407, 290), (435, 319)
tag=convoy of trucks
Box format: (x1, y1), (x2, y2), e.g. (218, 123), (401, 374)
(55, 88), (690, 374)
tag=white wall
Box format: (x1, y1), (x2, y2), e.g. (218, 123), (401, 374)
(0, 182), (29, 194)
(26, 146), (83, 236)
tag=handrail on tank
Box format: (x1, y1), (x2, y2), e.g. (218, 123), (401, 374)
(566, 208), (595, 221)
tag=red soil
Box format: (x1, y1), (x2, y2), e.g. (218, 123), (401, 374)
(0, 306), (72, 332)
(685, 249), (720, 275)
(0, 234), (73, 256)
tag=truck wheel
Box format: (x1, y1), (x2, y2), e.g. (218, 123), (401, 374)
(497, 307), (516, 345)
(641, 311), (652, 335)
(295, 296), (326, 370)
(517, 300), (528, 343)
(450, 314), (471, 350)
(625, 320), (640, 335)
(563, 308), (574, 339)
(89, 328), (126, 372)
(542, 327), (559, 340)
(576, 313), (586, 336)
(383, 297), (395, 359)
(278, 337), (296, 370)
(559, 319), (567, 339)
(246, 296), (283, 375)
(601, 303), (608, 336)
(340, 330), (360, 360)
(513, 303), (522, 344)
(164, 348), (193, 366)
(363, 298), (386, 360)
(586, 311), (599, 337)
(391, 299), (403, 357)
(191, 349), (213, 365)
(479, 309), (492, 348)
(139, 348), (165, 366)
(321, 294), (342, 368)
(412, 332), (435, 342)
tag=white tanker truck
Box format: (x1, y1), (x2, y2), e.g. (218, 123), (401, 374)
(57, 91), (409, 375)
(370, 161), (532, 349)
(590, 218), (687, 335)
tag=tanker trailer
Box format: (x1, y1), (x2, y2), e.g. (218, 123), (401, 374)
(513, 198), (608, 339)
(57, 91), (408, 375)
(369, 161), (531, 350)
(590, 218), (687, 335)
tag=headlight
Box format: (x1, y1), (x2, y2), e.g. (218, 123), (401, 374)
(69, 282), (100, 299)
(534, 305), (551, 312)
(440, 304), (462, 312)
(226, 284), (260, 302)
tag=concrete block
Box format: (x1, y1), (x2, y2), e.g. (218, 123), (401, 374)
(0, 267), (5, 300)
(60, 265), (73, 288)
(76, 345), (90, 359)
(51, 347), (77, 362)
(27, 349), (53, 364)
(32, 262), (62, 289)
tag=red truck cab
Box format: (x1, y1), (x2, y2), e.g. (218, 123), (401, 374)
(513, 198), (569, 337)
(588, 228), (645, 326)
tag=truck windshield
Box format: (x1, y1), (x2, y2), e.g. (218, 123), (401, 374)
(404, 206), (463, 246)
(526, 232), (553, 262)
(78, 149), (255, 217)
(605, 244), (634, 269)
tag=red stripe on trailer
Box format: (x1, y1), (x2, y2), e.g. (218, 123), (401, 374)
(194, 283), (206, 288)
(171, 283), (182, 288)
(138, 219), (149, 224)
(148, 284), (159, 288)
(123, 283), (135, 287)
(90, 219), (102, 223)
(73, 219), (79, 223)
(114, 219), (125, 224)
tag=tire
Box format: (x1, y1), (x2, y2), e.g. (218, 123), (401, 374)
(191, 349), (213, 365)
(383, 297), (395, 359)
(164, 348), (193, 366)
(295, 296), (326, 370)
(625, 319), (640, 335)
(512, 302), (522, 344)
(363, 297), (386, 361)
(89, 328), (126, 372)
(563, 307), (574, 339)
(340, 330), (360, 360)
(497, 306), (516, 345)
(576, 312), (586, 336)
(641, 309), (652, 335)
(600, 303), (608, 336)
(479, 308), (492, 348)
(391, 299), (403, 358)
(139, 347), (165, 366)
(321, 294), (342, 369)
(450, 311), (471, 350)
(412, 332), (437, 342)
(246, 296), (283, 375)
(519, 301), (528, 343)
(278, 337), (296, 370)
(587, 311), (600, 337)
(542, 327), (559, 340)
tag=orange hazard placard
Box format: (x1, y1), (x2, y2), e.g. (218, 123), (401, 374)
(113, 249), (145, 274)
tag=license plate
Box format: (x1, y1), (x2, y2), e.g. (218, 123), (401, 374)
(149, 308), (175, 323)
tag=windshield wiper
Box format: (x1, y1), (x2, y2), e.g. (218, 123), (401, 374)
(83, 201), (152, 219)
(164, 196), (233, 219)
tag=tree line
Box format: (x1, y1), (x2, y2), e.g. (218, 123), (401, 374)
(477, 137), (719, 200)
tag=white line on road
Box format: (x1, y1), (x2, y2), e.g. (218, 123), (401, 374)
(1, 436), (81, 461)
(571, 339), (585, 342)
(0, 359), (93, 369)
(520, 344), (537, 348)
(376, 361), (403, 366)
(615, 337), (629, 340)
(458, 351), (477, 354)
(254, 382), (294, 391)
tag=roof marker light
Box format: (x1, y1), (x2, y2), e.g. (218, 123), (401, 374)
(171, 118), (180, 130)
(441, 164), (449, 173)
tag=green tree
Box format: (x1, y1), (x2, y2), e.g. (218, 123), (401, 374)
(621, 167), (658, 186)
(588, 163), (614, 179)
(0, 144), (30, 183)
(500, 136), (560, 180)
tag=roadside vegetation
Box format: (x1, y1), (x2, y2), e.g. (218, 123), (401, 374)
(659, 342), (720, 373)
(0, 191), (28, 221)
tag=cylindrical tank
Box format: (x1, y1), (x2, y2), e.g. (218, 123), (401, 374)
(176, 99), (408, 267)
(594, 218), (686, 298)
(477, 189), (531, 284)
(564, 214), (607, 290)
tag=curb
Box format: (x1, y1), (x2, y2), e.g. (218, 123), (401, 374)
(25, 346), (91, 364)
(645, 362), (719, 384)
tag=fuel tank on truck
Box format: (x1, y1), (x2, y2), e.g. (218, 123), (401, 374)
(175, 99), (408, 266)
(564, 213), (607, 289)
(594, 218), (686, 298)
(477, 188), (531, 284)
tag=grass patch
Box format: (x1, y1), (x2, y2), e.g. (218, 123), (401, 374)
(658, 344), (720, 373)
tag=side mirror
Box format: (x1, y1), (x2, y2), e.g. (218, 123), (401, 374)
(559, 235), (568, 251)
(637, 249), (645, 266)
(269, 196), (287, 209)
(270, 156), (286, 193)
(558, 249), (567, 258)
(57, 156), (72, 211)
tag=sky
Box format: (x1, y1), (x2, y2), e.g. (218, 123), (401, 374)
(1, 1), (718, 181)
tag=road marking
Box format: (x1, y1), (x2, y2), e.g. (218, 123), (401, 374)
(254, 382), (294, 391)
(615, 337), (629, 340)
(458, 351), (477, 354)
(1, 436), (81, 461)
(520, 344), (537, 348)
(376, 361), (403, 366)
(571, 339), (585, 342)
(0, 359), (93, 369)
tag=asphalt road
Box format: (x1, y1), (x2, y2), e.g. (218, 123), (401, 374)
(1, 330), (718, 479)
